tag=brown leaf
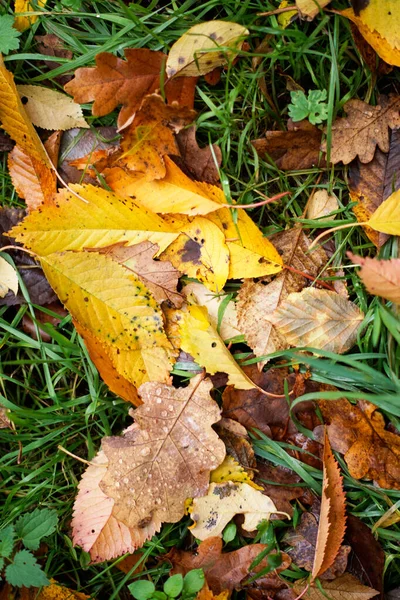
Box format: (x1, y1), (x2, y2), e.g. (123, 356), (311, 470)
(348, 128), (400, 247)
(0, 406), (11, 429)
(99, 375), (226, 529)
(35, 34), (73, 86)
(322, 95), (400, 164)
(349, 24), (392, 76)
(237, 227), (327, 363)
(348, 253), (400, 303)
(252, 120), (325, 171)
(168, 537), (290, 594)
(175, 126), (222, 184)
(8, 144), (57, 210)
(255, 461), (310, 517)
(345, 514), (384, 599)
(214, 418), (256, 471)
(0, 131), (14, 152)
(44, 130), (62, 166)
(164, 76), (198, 109)
(94, 241), (183, 308)
(291, 573), (379, 600)
(315, 398), (400, 489)
(312, 430), (347, 579)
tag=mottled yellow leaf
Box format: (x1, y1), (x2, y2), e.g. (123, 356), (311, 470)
(0, 255), (18, 298)
(9, 184), (178, 255)
(17, 85), (89, 130)
(277, 0), (297, 28)
(367, 189), (400, 234)
(211, 455), (262, 489)
(14, 0), (47, 32)
(166, 21), (249, 78)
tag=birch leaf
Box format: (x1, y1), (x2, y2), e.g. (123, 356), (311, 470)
(367, 189), (400, 234)
(270, 288), (364, 354)
(166, 21), (249, 78)
(189, 482), (281, 540)
(17, 85), (89, 130)
(100, 375), (226, 529)
(348, 253), (400, 304)
(0, 256), (18, 298)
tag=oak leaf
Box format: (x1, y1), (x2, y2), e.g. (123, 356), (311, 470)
(252, 120), (325, 171)
(72, 451), (160, 562)
(296, 0), (331, 19)
(322, 96), (400, 164)
(348, 253), (400, 304)
(315, 398), (400, 489)
(367, 189), (400, 235)
(175, 125), (222, 184)
(166, 21), (248, 78)
(348, 129), (400, 247)
(8, 144), (57, 210)
(17, 85), (89, 130)
(291, 573), (378, 600)
(99, 375), (226, 529)
(270, 288), (364, 354)
(237, 227), (327, 363)
(9, 183), (179, 255)
(306, 190), (338, 220)
(0, 255), (18, 298)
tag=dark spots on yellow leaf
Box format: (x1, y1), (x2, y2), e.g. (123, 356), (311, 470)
(178, 56), (185, 64)
(84, 297), (89, 302)
(21, 96), (28, 105)
(205, 60), (213, 66)
(222, 222), (228, 230)
(211, 342), (217, 348)
(180, 238), (201, 265)
(209, 32), (217, 40)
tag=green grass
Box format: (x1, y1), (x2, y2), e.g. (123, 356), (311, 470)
(1, 0), (400, 596)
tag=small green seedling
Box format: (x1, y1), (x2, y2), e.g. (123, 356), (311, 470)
(288, 89), (328, 125)
(0, 508), (58, 587)
(129, 569), (205, 600)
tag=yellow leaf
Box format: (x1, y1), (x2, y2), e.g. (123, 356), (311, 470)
(341, 2), (400, 67)
(277, 0), (297, 28)
(296, 0), (330, 20)
(14, 0), (47, 32)
(9, 183), (179, 255)
(0, 55), (51, 167)
(178, 304), (255, 389)
(39, 250), (171, 351)
(208, 208), (283, 278)
(160, 215), (230, 292)
(211, 455), (262, 489)
(166, 21), (249, 78)
(17, 85), (89, 130)
(0, 255), (18, 298)
(189, 482), (281, 540)
(125, 157), (224, 215)
(105, 344), (175, 389)
(367, 189), (400, 234)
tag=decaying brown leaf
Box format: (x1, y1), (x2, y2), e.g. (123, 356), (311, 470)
(214, 418), (256, 471)
(255, 461), (310, 517)
(348, 253), (400, 304)
(99, 375), (226, 530)
(322, 95), (400, 164)
(175, 125), (222, 184)
(291, 573), (379, 600)
(315, 399), (400, 489)
(252, 120), (325, 171)
(35, 34), (73, 87)
(346, 514), (385, 599)
(0, 131), (14, 152)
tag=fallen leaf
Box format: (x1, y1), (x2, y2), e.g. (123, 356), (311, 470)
(72, 451), (159, 562)
(341, 2), (400, 67)
(348, 128), (400, 247)
(196, 582), (230, 600)
(349, 23), (392, 77)
(160, 215), (230, 292)
(306, 190), (338, 220)
(177, 303), (255, 389)
(189, 482), (283, 540)
(17, 85), (89, 131)
(210, 455), (260, 488)
(166, 21), (248, 78)
(169, 536), (291, 594)
(252, 119), (325, 171)
(270, 288), (364, 354)
(348, 253), (400, 303)
(0, 255), (18, 298)
(44, 131), (62, 167)
(237, 227), (327, 362)
(175, 125), (222, 184)
(9, 183), (179, 255)
(315, 398), (400, 489)
(256, 461), (310, 517)
(100, 375), (226, 529)
(322, 95), (400, 164)
(0, 131), (14, 152)
(95, 241), (183, 308)
(14, 0), (46, 32)
(35, 34), (73, 87)
(213, 418), (256, 471)
(367, 188), (400, 235)
(8, 144), (57, 210)
(292, 573), (378, 600)
(183, 282), (241, 341)
(296, 0), (331, 19)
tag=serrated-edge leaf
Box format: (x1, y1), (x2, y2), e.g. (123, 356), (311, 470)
(5, 550), (49, 587)
(15, 507), (58, 551)
(0, 525), (15, 559)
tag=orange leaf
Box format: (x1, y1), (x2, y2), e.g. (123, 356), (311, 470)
(8, 144), (56, 210)
(348, 253), (400, 303)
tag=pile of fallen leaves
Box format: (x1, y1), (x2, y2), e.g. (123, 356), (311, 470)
(1, 1), (400, 598)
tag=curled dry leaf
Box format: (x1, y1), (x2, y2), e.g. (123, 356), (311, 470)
(175, 125), (222, 184)
(237, 227), (327, 363)
(8, 144), (57, 210)
(189, 482), (284, 540)
(0, 256), (18, 298)
(367, 188), (400, 235)
(99, 375), (226, 529)
(270, 288), (364, 354)
(296, 0), (331, 19)
(315, 398), (400, 489)
(17, 85), (89, 131)
(306, 190), (338, 220)
(322, 96), (400, 164)
(72, 451), (159, 562)
(252, 119), (325, 171)
(166, 21), (249, 78)
(348, 129), (400, 248)
(348, 253), (400, 304)
(0, 131), (14, 152)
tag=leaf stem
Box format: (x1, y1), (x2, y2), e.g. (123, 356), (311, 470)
(220, 191), (291, 209)
(309, 222), (366, 249)
(0, 245), (37, 258)
(283, 264), (335, 291)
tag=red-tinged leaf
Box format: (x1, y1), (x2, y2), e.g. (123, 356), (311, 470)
(348, 253), (400, 303)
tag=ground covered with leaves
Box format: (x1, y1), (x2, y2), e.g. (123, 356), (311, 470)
(1, 0), (400, 598)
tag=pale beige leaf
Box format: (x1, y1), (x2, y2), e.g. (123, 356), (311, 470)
(348, 253), (400, 304)
(270, 288), (364, 354)
(72, 451), (160, 562)
(306, 190), (338, 220)
(292, 573), (379, 600)
(189, 482), (281, 540)
(166, 21), (249, 78)
(100, 375), (226, 529)
(0, 256), (18, 298)
(17, 85), (89, 130)
(183, 282), (241, 341)
(296, 0), (330, 19)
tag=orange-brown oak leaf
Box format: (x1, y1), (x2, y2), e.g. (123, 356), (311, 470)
(348, 253), (400, 304)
